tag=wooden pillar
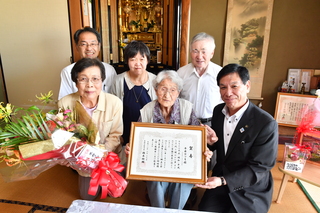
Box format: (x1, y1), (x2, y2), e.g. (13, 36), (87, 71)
(67, 0), (83, 63)
(180, 0), (191, 67)
(110, 0), (119, 63)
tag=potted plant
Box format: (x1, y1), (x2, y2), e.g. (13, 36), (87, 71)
(129, 20), (142, 32)
(147, 20), (156, 31)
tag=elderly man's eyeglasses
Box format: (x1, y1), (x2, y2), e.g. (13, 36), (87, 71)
(157, 86), (179, 95)
(78, 43), (99, 48)
(191, 49), (206, 55)
(77, 77), (101, 84)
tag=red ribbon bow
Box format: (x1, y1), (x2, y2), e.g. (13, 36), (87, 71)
(88, 152), (127, 198)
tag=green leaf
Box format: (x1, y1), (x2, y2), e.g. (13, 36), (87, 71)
(32, 111), (50, 140)
(39, 112), (51, 136)
(1, 136), (36, 148)
(22, 114), (44, 141)
(10, 120), (30, 138)
(13, 107), (23, 114)
(48, 109), (58, 115)
(22, 116), (38, 140)
(27, 105), (41, 112)
(0, 131), (17, 141)
(17, 119), (32, 137)
(6, 122), (28, 138)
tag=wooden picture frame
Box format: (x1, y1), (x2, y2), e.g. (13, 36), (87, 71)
(287, 69), (301, 93)
(223, 0), (274, 99)
(300, 69), (314, 92)
(126, 122), (207, 184)
(274, 92), (317, 127)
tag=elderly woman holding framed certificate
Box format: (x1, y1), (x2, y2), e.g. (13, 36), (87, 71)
(125, 70), (213, 209)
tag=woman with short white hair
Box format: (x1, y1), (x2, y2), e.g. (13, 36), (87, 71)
(126, 70), (212, 209)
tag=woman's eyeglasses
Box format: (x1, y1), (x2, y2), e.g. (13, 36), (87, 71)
(157, 86), (179, 95)
(77, 77), (101, 84)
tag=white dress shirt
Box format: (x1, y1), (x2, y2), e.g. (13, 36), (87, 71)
(58, 62), (117, 100)
(222, 100), (249, 154)
(177, 61), (222, 119)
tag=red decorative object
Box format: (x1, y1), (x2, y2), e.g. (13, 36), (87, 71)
(89, 152), (127, 198)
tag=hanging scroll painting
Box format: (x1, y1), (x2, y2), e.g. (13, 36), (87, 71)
(223, 0), (274, 98)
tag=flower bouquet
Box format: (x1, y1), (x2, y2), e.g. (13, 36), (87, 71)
(0, 91), (127, 198)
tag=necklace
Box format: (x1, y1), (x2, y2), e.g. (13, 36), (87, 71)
(132, 86), (143, 103)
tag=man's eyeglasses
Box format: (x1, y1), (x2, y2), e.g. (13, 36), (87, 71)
(191, 49), (206, 55)
(78, 43), (99, 48)
(77, 77), (101, 84)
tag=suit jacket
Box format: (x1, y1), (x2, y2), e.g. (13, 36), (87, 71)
(209, 101), (278, 213)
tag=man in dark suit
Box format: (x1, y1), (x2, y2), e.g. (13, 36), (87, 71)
(197, 63), (278, 213)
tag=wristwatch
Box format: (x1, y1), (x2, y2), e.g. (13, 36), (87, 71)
(220, 176), (225, 186)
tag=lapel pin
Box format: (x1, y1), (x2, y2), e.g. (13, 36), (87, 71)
(241, 141), (245, 144)
(240, 127), (245, 133)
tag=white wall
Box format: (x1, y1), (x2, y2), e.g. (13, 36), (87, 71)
(0, 0), (71, 109)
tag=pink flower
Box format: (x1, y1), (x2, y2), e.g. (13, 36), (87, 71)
(64, 109), (72, 114)
(290, 152), (299, 161)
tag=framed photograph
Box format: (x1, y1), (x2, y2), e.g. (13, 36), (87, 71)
(300, 69), (314, 92)
(287, 69), (301, 93)
(274, 92), (317, 127)
(126, 122), (207, 184)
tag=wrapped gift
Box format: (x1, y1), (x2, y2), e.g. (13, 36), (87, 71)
(283, 143), (310, 172)
(19, 130), (77, 159)
(300, 139), (320, 164)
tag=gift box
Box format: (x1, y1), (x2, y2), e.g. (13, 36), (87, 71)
(301, 138), (320, 164)
(283, 143), (310, 172)
(309, 142), (320, 162)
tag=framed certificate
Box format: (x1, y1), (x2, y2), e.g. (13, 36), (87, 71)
(126, 122), (207, 184)
(274, 92), (317, 127)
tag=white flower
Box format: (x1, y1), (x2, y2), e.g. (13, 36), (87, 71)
(56, 112), (64, 121)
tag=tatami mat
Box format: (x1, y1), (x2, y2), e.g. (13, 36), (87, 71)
(0, 144), (318, 213)
(298, 180), (320, 212)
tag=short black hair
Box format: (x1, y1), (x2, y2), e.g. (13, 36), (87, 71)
(73, 27), (101, 44)
(217, 63), (250, 86)
(71, 58), (106, 83)
(124, 40), (150, 64)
